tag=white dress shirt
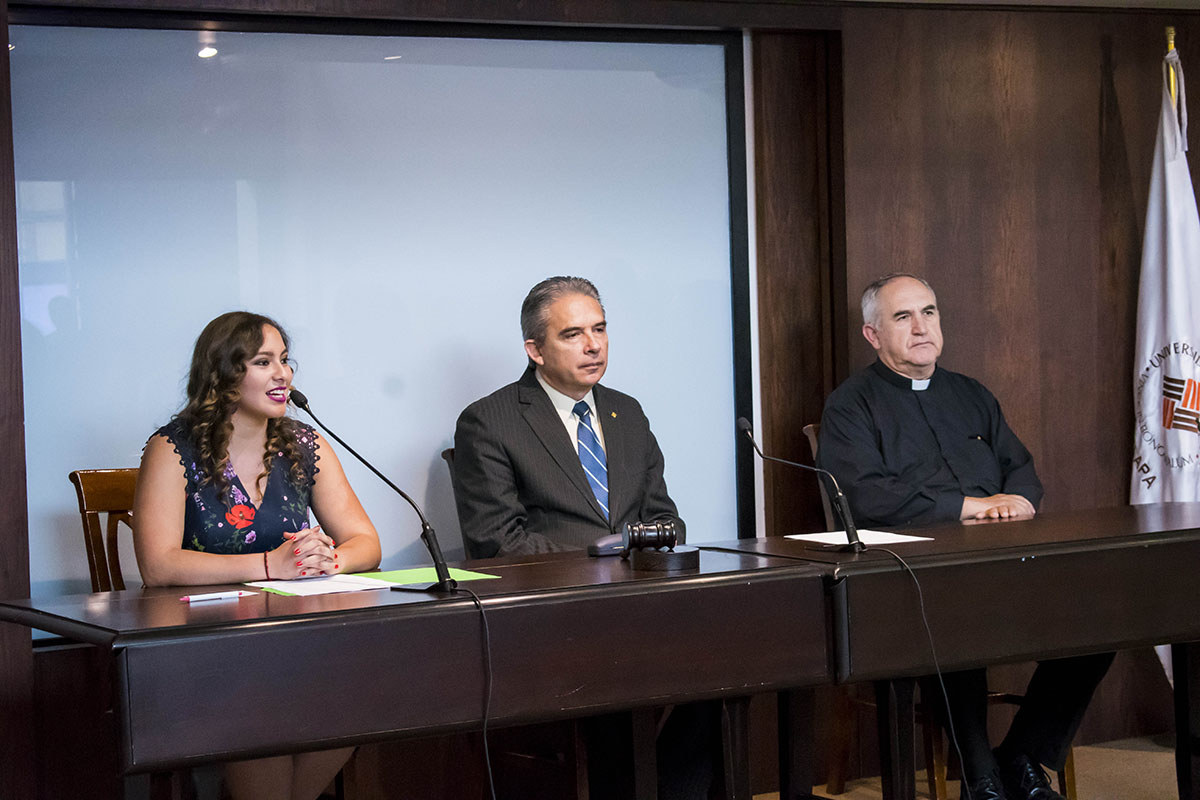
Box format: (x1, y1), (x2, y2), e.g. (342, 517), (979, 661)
(535, 370), (606, 452)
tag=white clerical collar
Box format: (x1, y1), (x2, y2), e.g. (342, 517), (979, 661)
(871, 360), (937, 391)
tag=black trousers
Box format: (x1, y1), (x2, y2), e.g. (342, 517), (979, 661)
(921, 651), (1115, 781)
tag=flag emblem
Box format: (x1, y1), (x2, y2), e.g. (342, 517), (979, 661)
(1162, 374), (1200, 433)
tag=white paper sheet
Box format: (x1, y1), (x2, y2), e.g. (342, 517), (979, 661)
(784, 530), (933, 545)
(245, 574), (395, 596)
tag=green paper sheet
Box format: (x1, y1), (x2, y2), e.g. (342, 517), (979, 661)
(358, 567), (499, 584)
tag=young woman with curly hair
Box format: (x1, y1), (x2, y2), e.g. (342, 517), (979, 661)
(132, 311), (381, 800)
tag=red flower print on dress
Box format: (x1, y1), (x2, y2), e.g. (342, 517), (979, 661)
(225, 504), (256, 529)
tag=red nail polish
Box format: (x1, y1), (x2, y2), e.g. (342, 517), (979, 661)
(294, 548), (300, 555)
(301, 570), (307, 576)
(296, 561), (302, 566)
(335, 564), (341, 569)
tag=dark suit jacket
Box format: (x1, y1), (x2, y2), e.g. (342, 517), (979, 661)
(452, 367), (683, 558)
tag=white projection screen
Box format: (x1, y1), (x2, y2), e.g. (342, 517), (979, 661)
(11, 23), (748, 597)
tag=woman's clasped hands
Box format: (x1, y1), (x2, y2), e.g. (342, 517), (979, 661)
(269, 525), (340, 578)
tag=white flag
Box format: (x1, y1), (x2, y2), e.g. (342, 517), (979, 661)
(1131, 50), (1200, 505)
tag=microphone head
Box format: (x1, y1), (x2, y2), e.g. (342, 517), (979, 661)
(288, 388), (310, 410)
(736, 417), (753, 435)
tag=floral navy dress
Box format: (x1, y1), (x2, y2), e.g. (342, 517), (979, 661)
(154, 418), (321, 554)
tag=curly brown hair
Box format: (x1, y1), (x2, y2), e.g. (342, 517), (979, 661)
(175, 311), (308, 504)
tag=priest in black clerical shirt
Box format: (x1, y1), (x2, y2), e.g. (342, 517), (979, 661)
(817, 274), (1112, 800)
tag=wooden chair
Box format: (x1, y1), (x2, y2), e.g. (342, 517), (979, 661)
(801, 423), (1075, 799)
(69, 468), (139, 592)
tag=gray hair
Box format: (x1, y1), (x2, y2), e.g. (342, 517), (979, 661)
(520, 276), (604, 344)
(860, 273), (936, 328)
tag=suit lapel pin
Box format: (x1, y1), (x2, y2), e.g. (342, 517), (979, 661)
(611, 412), (617, 418)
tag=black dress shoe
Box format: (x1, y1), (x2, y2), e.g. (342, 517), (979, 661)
(997, 752), (1065, 800)
(961, 769), (1006, 800)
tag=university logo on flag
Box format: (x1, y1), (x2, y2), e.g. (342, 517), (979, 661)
(1162, 374), (1200, 433)
(1161, 374), (1200, 434)
(1133, 344), (1200, 491)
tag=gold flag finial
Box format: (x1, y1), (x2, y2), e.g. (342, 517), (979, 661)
(1167, 27), (1179, 108)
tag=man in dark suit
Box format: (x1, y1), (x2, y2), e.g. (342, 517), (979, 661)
(453, 277), (708, 800)
(453, 275), (683, 558)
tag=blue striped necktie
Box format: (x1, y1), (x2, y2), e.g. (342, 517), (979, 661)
(573, 401), (609, 519)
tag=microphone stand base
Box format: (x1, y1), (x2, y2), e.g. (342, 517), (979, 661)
(806, 542), (868, 554)
(391, 582), (458, 594)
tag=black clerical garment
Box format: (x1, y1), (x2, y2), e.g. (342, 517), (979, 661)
(817, 359), (1042, 529)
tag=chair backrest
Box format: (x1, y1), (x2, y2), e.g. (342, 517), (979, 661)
(68, 468), (138, 592)
(441, 448), (472, 554)
(800, 424), (837, 532)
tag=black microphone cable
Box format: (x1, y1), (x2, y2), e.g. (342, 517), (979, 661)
(457, 585), (498, 800)
(859, 544), (970, 800)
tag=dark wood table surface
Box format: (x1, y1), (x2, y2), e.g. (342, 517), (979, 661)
(703, 502), (1200, 800)
(0, 548), (830, 797)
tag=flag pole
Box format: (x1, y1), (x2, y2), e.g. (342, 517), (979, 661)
(1168, 26), (1178, 107)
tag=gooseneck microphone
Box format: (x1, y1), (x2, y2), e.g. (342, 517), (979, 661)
(736, 417), (865, 553)
(289, 388), (457, 592)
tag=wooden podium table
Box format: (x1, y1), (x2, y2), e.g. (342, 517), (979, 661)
(705, 502), (1200, 800)
(0, 549), (830, 799)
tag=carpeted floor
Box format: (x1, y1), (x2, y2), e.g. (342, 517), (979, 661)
(753, 735), (1177, 800)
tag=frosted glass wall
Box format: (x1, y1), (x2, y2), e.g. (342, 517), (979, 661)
(11, 25), (739, 596)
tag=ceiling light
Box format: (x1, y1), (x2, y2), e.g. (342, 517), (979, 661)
(197, 30), (217, 59)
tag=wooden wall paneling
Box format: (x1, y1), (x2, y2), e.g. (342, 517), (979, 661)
(843, 8), (1047, 413)
(826, 32), (849, 391)
(0, 1), (36, 797)
(1013, 11), (1100, 511)
(1095, 26), (1152, 512)
(840, 8), (931, 344)
(752, 29), (846, 538)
